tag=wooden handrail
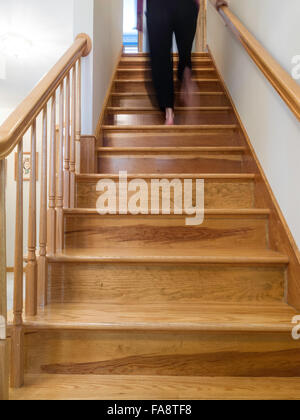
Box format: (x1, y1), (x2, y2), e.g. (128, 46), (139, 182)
(0, 33), (92, 159)
(209, 0), (300, 121)
(0, 33), (92, 390)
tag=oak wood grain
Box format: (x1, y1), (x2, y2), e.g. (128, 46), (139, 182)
(0, 341), (9, 400)
(64, 212), (269, 251)
(47, 261), (284, 305)
(97, 147), (245, 174)
(76, 174), (255, 209)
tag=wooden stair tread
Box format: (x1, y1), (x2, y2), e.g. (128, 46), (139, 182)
(10, 374), (300, 400)
(106, 106), (232, 112)
(121, 53), (210, 58)
(97, 146), (246, 153)
(11, 302), (297, 332)
(103, 125), (239, 130)
(64, 208), (270, 216)
(47, 248), (288, 265)
(110, 92), (226, 96)
(115, 78), (220, 83)
(117, 67), (216, 71)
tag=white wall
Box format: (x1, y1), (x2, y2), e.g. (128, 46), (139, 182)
(0, 0), (74, 110)
(0, 0), (75, 266)
(73, 0), (94, 134)
(207, 0), (300, 248)
(74, 0), (123, 133)
(93, 0), (123, 131)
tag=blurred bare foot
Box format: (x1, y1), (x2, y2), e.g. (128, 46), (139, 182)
(165, 108), (174, 125)
(180, 67), (196, 107)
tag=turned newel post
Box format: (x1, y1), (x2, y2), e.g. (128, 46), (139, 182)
(26, 121), (38, 316)
(76, 59), (82, 174)
(70, 65), (77, 208)
(56, 82), (65, 252)
(48, 93), (57, 255)
(64, 73), (71, 208)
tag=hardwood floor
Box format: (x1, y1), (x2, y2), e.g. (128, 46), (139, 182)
(9, 51), (300, 400)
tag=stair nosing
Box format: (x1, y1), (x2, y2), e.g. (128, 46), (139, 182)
(117, 67), (216, 72)
(110, 92), (226, 97)
(63, 208), (271, 217)
(102, 124), (239, 131)
(106, 106), (232, 112)
(115, 78), (221, 83)
(96, 146), (246, 153)
(19, 320), (294, 333)
(76, 173), (256, 180)
(16, 301), (296, 333)
(48, 253), (289, 266)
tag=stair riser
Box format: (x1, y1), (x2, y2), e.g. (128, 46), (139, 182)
(110, 94), (230, 108)
(103, 132), (241, 147)
(114, 80), (223, 93)
(76, 179), (255, 209)
(97, 153), (244, 174)
(104, 110), (236, 126)
(47, 262), (285, 305)
(64, 214), (269, 251)
(24, 330), (300, 377)
(116, 69), (218, 79)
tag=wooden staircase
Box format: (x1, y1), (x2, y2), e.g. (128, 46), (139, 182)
(10, 52), (300, 400)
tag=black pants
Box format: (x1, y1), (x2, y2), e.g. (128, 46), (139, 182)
(147, 0), (199, 110)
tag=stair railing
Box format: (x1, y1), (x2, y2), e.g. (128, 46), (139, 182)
(0, 33), (92, 389)
(209, 0), (300, 121)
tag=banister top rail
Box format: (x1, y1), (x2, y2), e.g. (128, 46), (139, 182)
(209, 0), (300, 121)
(0, 33), (92, 160)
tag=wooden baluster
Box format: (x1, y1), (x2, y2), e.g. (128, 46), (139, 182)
(26, 121), (38, 316)
(0, 158), (9, 400)
(48, 93), (57, 255)
(64, 72), (71, 208)
(76, 58), (82, 174)
(38, 106), (48, 307)
(56, 82), (65, 252)
(70, 65), (77, 208)
(11, 140), (24, 388)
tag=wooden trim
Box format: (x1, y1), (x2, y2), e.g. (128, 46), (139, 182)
(208, 0), (300, 121)
(0, 340), (9, 400)
(7, 267), (26, 273)
(80, 136), (96, 174)
(209, 46), (300, 310)
(0, 34), (92, 159)
(95, 48), (124, 141)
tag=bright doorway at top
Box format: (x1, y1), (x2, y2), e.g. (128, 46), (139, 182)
(123, 0), (138, 53)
